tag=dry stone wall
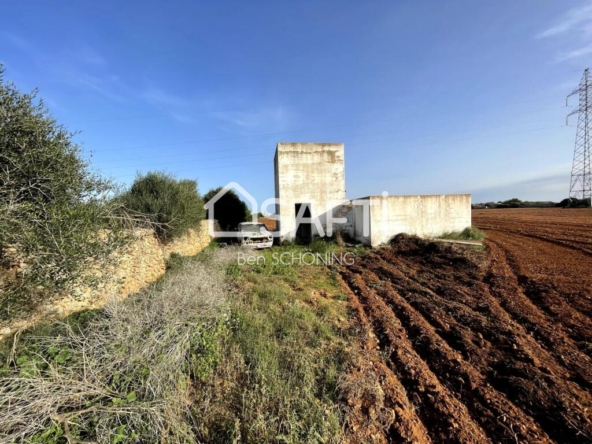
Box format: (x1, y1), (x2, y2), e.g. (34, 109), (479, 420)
(0, 220), (212, 338)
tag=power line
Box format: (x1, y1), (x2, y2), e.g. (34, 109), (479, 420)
(93, 118), (555, 165)
(70, 95), (557, 126)
(567, 68), (592, 204)
(113, 129), (562, 181)
(98, 123), (560, 170)
(85, 103), (562, 155)
(104, 151), (265, 170)
(111, 161), (270, 179)
(104, 125), (560, 174)
(91, 115), (562, 166)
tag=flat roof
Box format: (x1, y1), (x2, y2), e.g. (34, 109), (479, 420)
(276, 142), (344, 151)
(354, 194), (471, 199)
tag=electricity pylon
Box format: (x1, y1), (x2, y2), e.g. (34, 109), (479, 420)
(567, 68), (592, 205)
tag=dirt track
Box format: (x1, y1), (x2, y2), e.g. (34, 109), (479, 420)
(339, 209), (592, 443)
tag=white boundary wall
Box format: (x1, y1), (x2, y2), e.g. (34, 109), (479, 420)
(353, 194), (471, 247)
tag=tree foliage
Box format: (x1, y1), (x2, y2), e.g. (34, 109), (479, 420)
(203, 187), (252, 231)
(0, 65), (127, 319)
(556, 197), (591, 208)
(120, 171), (205, 241)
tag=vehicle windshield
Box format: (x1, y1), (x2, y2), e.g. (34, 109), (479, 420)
(239, 223), (266, 233)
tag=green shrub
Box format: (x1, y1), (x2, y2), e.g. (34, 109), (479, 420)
(120, 171), (205, 241)
(203, 187), (251, 231)
(439, 226), (485, 241)
(0, 65), (128, 319)
(556, 197), (591, 208)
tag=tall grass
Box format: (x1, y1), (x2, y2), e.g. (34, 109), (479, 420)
(0, 250), (231, 443)
(192, 246), (349, 443)
(0, 244), (350, 443)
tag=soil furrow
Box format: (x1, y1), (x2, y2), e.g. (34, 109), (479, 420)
(375, 247), (592, 391)
(336, 274), (433, 444)
(476, 226), (592, 257)
(337, 209), (592, 443)
(486, 235), (592, 338)
(360, 263), (553, 443)
(366, 253), (591, 442)
(341, 266), (491, 444)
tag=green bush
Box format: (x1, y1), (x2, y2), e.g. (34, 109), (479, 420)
(0, 65), (128, 319)
(439, 227), (485, 241)
(203, 187), (251, 231)
(556, 197), (591, 208)
(120, 171), (205, 241)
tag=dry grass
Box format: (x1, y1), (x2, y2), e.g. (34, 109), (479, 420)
(0, 244), (352, 443)
(0, 251), (231, 443)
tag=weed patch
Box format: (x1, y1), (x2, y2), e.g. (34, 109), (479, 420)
(438, 226), (486, 241)
(192, 244), (350, 443)
(0, 244), (353, 443)
(0, 249), (231, 443)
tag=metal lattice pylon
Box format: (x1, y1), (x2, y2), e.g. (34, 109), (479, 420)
(567, 68), (592, 204)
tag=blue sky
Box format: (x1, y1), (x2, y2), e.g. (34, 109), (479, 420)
(2, 1), (591, 207)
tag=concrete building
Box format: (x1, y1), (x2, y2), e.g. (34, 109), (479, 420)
(274, 142), (346, 241)
(273, 142), (471, 246)
(349, 194), (471, 247)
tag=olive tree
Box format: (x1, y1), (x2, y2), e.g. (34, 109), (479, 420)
(120, 171), (205, 242)
(0, 66), (128, 319)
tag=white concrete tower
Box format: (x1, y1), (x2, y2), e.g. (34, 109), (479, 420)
(274, 142), (345, 242)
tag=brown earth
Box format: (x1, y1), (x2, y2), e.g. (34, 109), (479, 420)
(339, 208), (592, 443)
(257, 216), (277, 231)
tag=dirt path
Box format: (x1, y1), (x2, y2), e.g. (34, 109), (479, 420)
(339, 211), (592, 443)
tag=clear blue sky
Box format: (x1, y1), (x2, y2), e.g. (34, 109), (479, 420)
(2, 1), (591, 207)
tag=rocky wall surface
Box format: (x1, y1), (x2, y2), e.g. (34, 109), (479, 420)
(0, 220), (212, 338)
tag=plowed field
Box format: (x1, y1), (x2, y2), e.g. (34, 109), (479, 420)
(338, 209), (592, 443)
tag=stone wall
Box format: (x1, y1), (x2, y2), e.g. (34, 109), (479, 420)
(0, 220), (212, 338)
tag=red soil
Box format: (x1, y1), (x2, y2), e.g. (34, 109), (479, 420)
(339, 208), (592, 443)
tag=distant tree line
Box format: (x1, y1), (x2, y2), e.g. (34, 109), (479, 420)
(555, 197), (591, 208)
(473, 197), (591, 209)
